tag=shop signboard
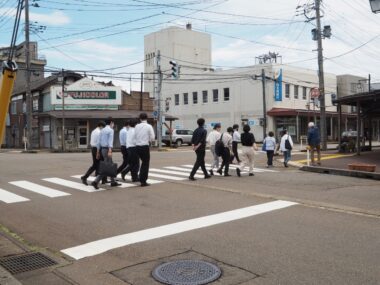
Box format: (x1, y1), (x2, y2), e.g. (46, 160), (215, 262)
(274, 69), (283, 101)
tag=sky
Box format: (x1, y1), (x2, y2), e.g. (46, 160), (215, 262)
(1, 0), (380, 91)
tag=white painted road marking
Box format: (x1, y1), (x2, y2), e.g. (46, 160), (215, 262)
(43, 178), (105, 192)
(61, 200), (298, 260)
(145, 172), (186, 181)
(164, 166), (203, 174)
(150, 168), (203, 178)
(71, 175), (136, 188)
(9, 181), (70, 198)
(116, 174), (163, 185)
(0, 188), (29, 203)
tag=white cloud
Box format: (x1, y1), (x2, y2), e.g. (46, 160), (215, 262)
(0, 8), (70, 26)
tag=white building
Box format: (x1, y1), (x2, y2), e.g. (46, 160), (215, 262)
(144, 26), (358, 142)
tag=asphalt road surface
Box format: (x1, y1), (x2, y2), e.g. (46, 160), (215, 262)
(0, 149), (379, 285)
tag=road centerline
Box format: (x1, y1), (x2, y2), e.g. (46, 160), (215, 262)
(61, 200), (298, 260)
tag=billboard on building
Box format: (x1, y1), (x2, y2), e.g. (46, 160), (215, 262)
(274, 69), (283, 101)
(50, 77), (122, 110)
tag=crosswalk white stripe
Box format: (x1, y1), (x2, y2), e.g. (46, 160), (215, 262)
(71, 175), (136, 188)
(43, 178), (105, 192)
(164, 166), (203, 174)
(181, 164), (249, 174)
(0, 188), (29, 203)
(61, 200), (298, 260)
(150, 168), (203, 178)
(116, 175), (163, 185)
(143, 172), (186, 181)
(9, 181), (70, 198)
(203, 163), (276, 173)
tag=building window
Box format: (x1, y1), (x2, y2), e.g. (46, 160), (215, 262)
(285, 84), (290, 98)
(213, 89), (218, 102)
(294, 85), (299, 99)
(183, 93), (188, 105)
(174, 94), (179, 106)
(303, 87), (307, 100)
(33, 97), (39, 112)
(202, 90), (208, 103)
(193, 92), (198, 104)
(11, 101), (17, 115)
(223, 88), (230, 101)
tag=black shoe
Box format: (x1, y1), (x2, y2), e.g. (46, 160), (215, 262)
(101, 179), (110, 184)
(141, 182), (150, 187)
(249, 173), (254, 176)
(204, 175), (211, 179)
(81, 176), (88, 186)
(236, 168), (241, 177)
(91, 181), (99, 190)
(132, 178), (139, 182)
(121, 172), (126, 181)
(209, 169), (214, 176)
(224, 174), (231, 177)
(283, 162), (286, 167)
(110, 182), (122, 187)
(189, 176), (196, 181)
(217, 169), (223, 175)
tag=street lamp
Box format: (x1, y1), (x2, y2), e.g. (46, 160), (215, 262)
(369, 0), (380, 13)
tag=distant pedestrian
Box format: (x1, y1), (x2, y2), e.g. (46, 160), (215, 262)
(263, 131), (276, 168)
(280, 129), (293, 167)
(206, 123), (221, 176)
(116, 121), (129, 175)
(121, 119), (140, 182)
(307, 122), (321, 166)
(81, 121), (105, 185)
(92, 118), (121, 189)
(236, 124), (258, 177)
(135, 113), (155, 187)
(189, 118), (211, 180)
(217, 127), (233, 176)
(231, 124), (241, 164)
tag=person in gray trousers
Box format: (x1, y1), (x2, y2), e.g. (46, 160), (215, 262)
(206, 123), (222, 175)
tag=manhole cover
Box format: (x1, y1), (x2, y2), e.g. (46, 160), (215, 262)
(152, 259), (222, 285)
(0, 252), (57, 275)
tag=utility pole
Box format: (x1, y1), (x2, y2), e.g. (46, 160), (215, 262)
(61, 69), (65, 152)
(140, 72), (143, 111)
(315, 0), (327, 150)
(155, 50), (163, 149)
(261, 69), (267, 140)
(25, 0), (32, 151)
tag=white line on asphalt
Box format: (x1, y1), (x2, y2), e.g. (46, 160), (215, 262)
(150, 168), (203, 178)
(61, 200), (298, 260)
(0, 188), (30, 203)
(71, 175), (136, 188)
(9, 181), (71, 198)
(43, 178), (105, 192)
(144, 172), (186, 181)
(116, 174), (163, 185)
(164, 166), (203, 174)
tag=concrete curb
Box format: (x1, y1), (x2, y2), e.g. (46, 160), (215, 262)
(300, 166), (380, 180)
(0, 265), (22, 285)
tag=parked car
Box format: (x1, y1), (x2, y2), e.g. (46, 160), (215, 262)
(162, 129), (193, 146)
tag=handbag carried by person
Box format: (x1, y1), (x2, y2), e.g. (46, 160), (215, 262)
(99, 161), (118, 177)
(285, 135), (292, 150)
(215, 134), (224, 156)
(262, 139), (267, 151)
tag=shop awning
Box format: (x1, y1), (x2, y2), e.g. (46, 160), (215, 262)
(39, 110), (178, 121)
(267, 107), (356, 117)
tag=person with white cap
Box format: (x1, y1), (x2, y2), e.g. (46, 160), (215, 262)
(307, 122), (321, 166)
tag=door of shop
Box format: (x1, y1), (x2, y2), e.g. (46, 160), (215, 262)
(78, 126), (88, 148)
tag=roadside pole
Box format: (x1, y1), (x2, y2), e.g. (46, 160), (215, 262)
(25, 0), (32, 150)
(156, 50), (163, 149)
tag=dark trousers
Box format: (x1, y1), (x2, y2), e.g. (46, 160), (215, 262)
(231, 141), (240, 163)
(190, 149), (208, 177)
(117, 145), (128, 174)
(94, 148), (116, 184)
(83, 147), (100, 178)
(122, 147), (140, 181)
(136, 145), (150, 184)
(219, 147), (230, 175)
(266, 150), (274, 166)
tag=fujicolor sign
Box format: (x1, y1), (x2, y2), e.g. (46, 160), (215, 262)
(57, 91), (117, 100)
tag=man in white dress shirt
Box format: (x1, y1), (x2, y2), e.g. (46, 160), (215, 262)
(134, 113), (155, 187)
(231, 124), (241, 163)
(116, 121), (129, 175)
(81, 121), (105, 185)
(121, 119), (139, 182)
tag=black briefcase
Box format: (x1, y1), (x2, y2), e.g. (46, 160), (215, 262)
(99, 161), (118, 177)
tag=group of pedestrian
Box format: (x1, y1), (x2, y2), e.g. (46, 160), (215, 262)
(81, 113), (155, 189)
(189, 118), (258, 180)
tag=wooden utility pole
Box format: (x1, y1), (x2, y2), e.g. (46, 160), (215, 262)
(25, 0), (32, 150)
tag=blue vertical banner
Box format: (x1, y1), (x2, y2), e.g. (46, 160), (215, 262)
(274, 69), (283, 101)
